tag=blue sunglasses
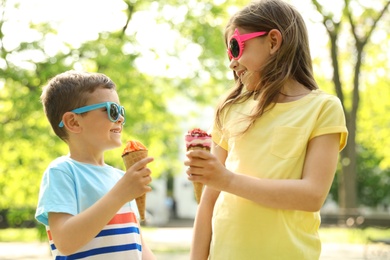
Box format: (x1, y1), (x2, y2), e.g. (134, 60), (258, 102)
(59, 102), (126, 127)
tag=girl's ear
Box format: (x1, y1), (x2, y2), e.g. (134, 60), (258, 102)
(268, 29), (282, 54)
(62, 112), (82, 133)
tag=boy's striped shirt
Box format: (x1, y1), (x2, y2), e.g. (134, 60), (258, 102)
(47, 206), (142, 259)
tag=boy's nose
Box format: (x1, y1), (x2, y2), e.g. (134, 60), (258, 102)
(117, 114), (125, 125)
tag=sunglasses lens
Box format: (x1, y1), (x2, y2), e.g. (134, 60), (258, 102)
(109, 103), (119, 121)
(229, 38), (240, 58)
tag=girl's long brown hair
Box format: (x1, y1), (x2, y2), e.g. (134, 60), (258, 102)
(215, 0), (318, 134)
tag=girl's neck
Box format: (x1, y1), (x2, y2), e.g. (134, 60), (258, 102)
(277, 81), (311, 103)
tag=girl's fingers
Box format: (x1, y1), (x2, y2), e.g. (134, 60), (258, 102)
(186, 150), (211, 160)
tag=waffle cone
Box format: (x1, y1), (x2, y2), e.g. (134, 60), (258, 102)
(193, 182), (203, 204)
(188, 146), (209, 204)
(122, 150), (148, 221)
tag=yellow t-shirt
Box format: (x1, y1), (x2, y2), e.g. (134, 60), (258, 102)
(210, 90), (348, 260)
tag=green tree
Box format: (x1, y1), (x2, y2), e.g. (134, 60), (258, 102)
(330, 144), (390, 208)
(0, 0), (183, 209)
(0, 0), (233, 212)
(311, 0), (390, 210)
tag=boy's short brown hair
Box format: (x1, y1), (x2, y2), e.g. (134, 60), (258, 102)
(41, 70), (116, 141)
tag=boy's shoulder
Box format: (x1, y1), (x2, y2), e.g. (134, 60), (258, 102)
(47, 156), (73, 169)
(46, 156), (123, 175)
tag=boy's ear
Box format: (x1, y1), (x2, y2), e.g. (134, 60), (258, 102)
(268, 29), (282, 54)
(62, 112), (82, 133)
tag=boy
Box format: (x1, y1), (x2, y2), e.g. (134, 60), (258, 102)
(35, 70), (155, 259)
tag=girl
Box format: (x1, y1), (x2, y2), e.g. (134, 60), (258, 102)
(184, 0), (348, 259)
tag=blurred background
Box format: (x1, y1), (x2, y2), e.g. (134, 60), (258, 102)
(0, 0), (389, 258)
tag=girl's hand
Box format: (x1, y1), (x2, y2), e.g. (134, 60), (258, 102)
(184, 150), (232, 191)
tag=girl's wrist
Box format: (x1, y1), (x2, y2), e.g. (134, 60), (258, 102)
(221, 169), (235, 192)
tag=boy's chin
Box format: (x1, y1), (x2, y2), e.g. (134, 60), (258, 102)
(109, 139), (122, 149)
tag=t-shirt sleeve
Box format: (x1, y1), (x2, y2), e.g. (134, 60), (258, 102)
(35, 168), (78, 226)
(310, 96), (348, 151)
(211, 119), (229, 151)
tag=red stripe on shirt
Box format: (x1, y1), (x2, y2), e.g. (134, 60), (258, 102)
(47, 230), (52, 240)
(108, 212), (137, 225)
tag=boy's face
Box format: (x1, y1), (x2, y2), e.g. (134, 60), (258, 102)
(75, 88), (124, 151)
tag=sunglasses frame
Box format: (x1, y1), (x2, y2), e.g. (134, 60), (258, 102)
(227, 28), (268, 60)
(58, 102), (125, 127)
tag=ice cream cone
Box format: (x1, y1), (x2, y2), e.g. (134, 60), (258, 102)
(192, 181), (204, 204)
(185, 129), (212, 204)
(188, 143), (210, 204)
(122, 147), (148, 221)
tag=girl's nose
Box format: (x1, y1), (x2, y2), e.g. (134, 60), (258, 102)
(229, 59), (238, 70)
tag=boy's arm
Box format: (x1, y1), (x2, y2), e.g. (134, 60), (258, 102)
(49, 190), (125, 255)
(49, 157), (153, 255)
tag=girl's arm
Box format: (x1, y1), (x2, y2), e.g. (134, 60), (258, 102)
(186, 133), (340, 212)
(189, 143), (225, 260)
(190, 187), (220, 260)
(140, 228), (156, 260)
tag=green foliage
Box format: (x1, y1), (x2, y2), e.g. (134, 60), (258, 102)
(5, 208), (36, 228)
(358, 47), (390, 169)
(330, 144), (390, 207)
(311, 0), (390, 208)
(0, 228), (42, 242)
(0, 60), (69, 208)
(150, 0), (233, 105)
(356, 147), (390, 207)
(74, 32), (183, 177)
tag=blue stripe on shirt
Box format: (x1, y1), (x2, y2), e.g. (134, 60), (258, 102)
(55, 243), (142, 259)
(51, 226), (140, 251)
(97, 226), (139, 237)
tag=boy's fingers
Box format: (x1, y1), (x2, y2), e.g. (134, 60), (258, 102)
(132, 157), (154, 170)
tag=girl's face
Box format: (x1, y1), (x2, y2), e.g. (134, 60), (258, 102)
(227, 27), (271, 91)
(77, 88), (124, 151)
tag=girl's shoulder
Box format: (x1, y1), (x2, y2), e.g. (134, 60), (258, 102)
(310, 89), (343, 109)
(310, 89), (340, 102)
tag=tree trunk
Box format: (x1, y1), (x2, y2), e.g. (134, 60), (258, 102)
(312, 0), (390, 213)
(339, 113), (357, 211)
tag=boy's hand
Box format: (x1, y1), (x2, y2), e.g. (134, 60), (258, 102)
(115, 157), (154, 203)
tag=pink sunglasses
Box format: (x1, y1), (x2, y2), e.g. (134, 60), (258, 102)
(227, 28), (268, 60)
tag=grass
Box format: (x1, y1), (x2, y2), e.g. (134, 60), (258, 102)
(0, 226), (389, 245)
(0, 228), (41, 242)
(319, 226), (390, 244)
(0, 227), (160, 243)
